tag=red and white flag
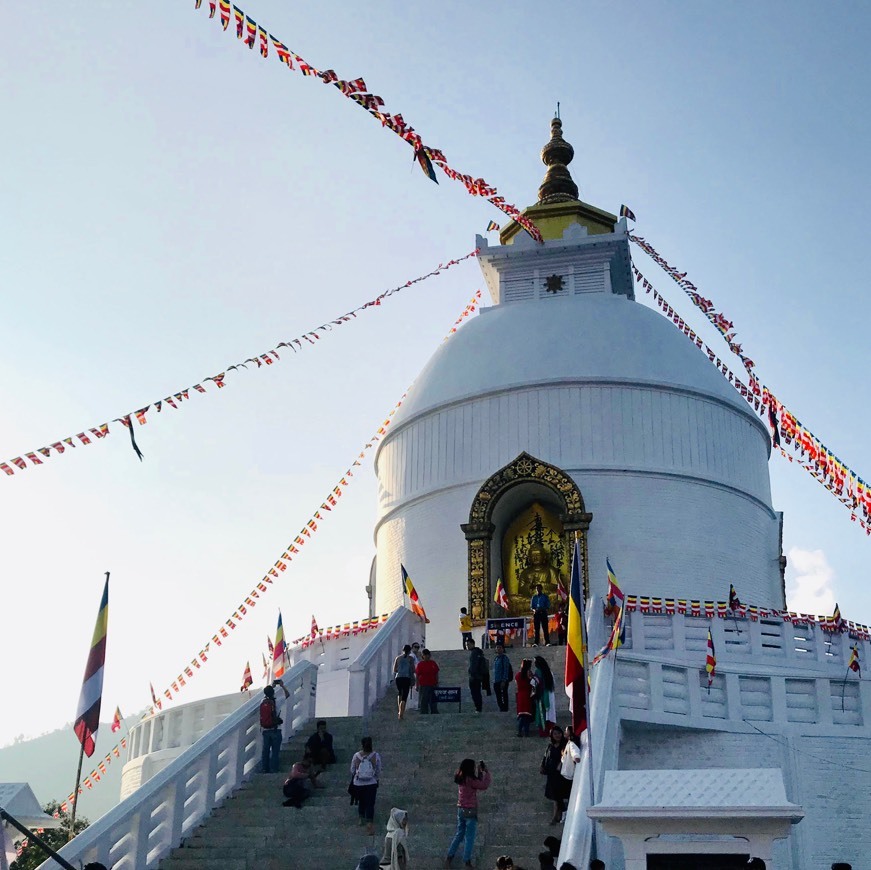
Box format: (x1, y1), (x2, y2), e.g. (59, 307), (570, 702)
(311, 615), (319, 639)
(110, 706), (122, 733)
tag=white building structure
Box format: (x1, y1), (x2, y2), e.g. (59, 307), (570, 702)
(76, 119), (868, 870)
(370, 118), (868, 869)
(373, 117), (784, 651)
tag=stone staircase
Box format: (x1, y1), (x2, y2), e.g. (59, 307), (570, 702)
(159, 646), (570, 869)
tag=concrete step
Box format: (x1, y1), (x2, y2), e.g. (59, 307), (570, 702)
(158, 645), (577, 870)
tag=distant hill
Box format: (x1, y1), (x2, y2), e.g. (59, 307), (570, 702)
(0, 714), (145, 823)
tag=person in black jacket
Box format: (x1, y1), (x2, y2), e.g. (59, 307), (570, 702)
(468, 642), (489, 713)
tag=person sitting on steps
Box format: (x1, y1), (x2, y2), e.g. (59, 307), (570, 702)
(282, 750), (323, 808)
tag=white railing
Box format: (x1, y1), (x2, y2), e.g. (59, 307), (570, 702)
(615, 610), (870, 732)
(559, 596), (621, 870)
(348, 606), (424, 716)
(622, 609), (869, 674)
(42, 660), (317, 870)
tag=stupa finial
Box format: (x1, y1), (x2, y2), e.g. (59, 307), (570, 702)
(537, 115), (578, 205)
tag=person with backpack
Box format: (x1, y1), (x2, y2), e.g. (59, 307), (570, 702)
(350, 735), (382, 834)
(260, 679), (289, 773)
(467, 641), (489, 713)
(492, 643), (514, 712)
(393, 644), (416, 720)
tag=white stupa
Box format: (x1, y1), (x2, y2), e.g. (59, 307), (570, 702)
(372, 117), (784, 649)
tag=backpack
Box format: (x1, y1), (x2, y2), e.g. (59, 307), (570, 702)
(259, 698), (279, 729)
(357, 753), (376, 780)
(477, 654), (489, 680)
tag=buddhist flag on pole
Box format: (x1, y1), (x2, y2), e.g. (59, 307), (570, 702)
(150, 682), (162, 711)
(565, 539), (587, 734)
(273, 611), (287, 679)
(310, 615), (319, 640)
(110, 706), (122, 733)
(848, 645), (861, 675)
(241, 661), (253, 691)
(494, 578), (509, 610)
(592, 559), (626, 666)
(705, 628), (716, 689)
(262, 652), (269, 679)
(402, 564), (430, 622)
(73, 574), (109, 757)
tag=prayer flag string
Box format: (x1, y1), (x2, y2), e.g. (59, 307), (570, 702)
(631, 254), (871, 534)
(0, 252), (476, 477)
(190, 2), (543, 243)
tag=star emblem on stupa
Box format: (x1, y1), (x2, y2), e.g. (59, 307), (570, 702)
(544, 274), (564, 294)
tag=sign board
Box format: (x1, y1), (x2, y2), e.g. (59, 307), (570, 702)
(485, 617), (527, 648)
(434, 687), (462, 710)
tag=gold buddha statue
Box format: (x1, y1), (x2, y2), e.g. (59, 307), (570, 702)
(517, 543), (561, 601)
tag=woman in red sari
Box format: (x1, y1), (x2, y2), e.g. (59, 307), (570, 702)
(514, 658), (534, 737)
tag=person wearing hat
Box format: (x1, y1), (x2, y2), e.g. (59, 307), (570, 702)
(260, 679), (289, 773)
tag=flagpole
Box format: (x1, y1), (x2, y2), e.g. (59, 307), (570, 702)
(576, 534), (598, 860)
(68, 741), (85, 842)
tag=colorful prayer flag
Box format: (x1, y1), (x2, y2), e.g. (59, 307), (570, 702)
(849, 646), (861, 674)
(493, 577), (509, 610)
(150, 682), (162, 711)
(603, 558), (625, 617)
(565, 539), (587, 734)
(592, 559), (626, 665)
(241, 661), (253, 691)
(111, 706), (122, 733)
(310, 614), (319, 639)
(233, 6), (244, 38)
(486, 220), (500, 232)
(273, 611), (287, 679)
(705, 628), (716, 687)
(401, 564), (429, 622)
(413, 146), (438, 183)
(728, 583), (741, 611)
(619, 204), (636, 222)
(219, 0), (230, 28)
(74, 575), (109, 757)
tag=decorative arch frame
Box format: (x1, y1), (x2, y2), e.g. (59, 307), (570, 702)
(460, 451), (593, 624)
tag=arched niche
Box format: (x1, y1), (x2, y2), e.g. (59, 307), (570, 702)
(460, 452), (592, 624)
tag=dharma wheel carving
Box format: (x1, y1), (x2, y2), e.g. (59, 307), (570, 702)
(461, 452), (592, 625)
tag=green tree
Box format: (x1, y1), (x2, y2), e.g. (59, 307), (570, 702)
(9, 800), (89, 870)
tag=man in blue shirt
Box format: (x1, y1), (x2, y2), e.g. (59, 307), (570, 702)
(530, 584), (551, 646)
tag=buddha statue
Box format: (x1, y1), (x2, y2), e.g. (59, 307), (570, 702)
(517, 544), (562, 600)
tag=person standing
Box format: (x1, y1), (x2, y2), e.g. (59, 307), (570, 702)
(492, 644), (514, 712)
(444, 758), (491, 868)
(350, 736), (382, 834)
(534, 655), (558, 736)
(514, 658), (534, 737)
(415, 648), (440, 714)
(557, 603), (568, 646)
(260, 679), (289, 773)
(459, 607), (473, 648)
(540, 726), (569, 824)
(409, 642), (422, 706)
(467, 642), (488, 713)
(531, 584), (551, 646)
(393, 644), (416, 720)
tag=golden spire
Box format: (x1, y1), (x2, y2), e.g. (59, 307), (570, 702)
(537, 116), (579, 204)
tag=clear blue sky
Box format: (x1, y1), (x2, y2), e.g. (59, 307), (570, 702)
(1, 0), (869, 780)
